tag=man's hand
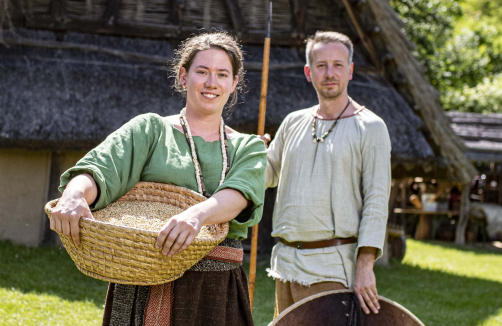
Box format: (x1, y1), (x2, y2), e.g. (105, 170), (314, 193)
(258, 133), (271, 148)
(354, 247), (380, 314)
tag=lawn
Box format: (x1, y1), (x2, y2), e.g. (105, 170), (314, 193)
(1, 239), (502, 325)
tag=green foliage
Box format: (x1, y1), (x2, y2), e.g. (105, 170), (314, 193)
(438, 27), (502, 90)
(443, 74), (502, 114)
(389, 0), (502, 113)
(460, 0), (502, 23)
(389, 0), (462, 89)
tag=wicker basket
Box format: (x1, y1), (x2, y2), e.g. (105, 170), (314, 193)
(44, 182), (229, 285)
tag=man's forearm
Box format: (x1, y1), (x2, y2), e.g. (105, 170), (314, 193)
(354, 246), (380, 314)
(357, 246), (377, 266)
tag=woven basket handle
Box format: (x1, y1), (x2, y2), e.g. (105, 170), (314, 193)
(44, 199), (60, 220)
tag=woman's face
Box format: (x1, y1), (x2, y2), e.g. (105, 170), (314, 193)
(180, 48), (239, 116)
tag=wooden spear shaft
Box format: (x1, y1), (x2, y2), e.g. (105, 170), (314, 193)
(249, 1), (272, 313)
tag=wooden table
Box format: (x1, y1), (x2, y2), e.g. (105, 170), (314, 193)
(393, 208), (460, 240)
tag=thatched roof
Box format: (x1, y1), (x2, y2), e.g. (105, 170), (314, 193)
(0, 0), (476, 181)
(1, 28), (430, 162)
(446, 111), (502, 163)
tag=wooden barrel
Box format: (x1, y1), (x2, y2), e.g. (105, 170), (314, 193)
(270, 290), (424, 326)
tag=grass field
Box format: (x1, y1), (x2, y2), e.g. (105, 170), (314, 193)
(1, 239), (502, 325)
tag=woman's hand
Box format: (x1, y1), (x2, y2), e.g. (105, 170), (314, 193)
(49, 173), (98, 246)
(50, 189), (94, 246)
(155, 188), (248, 257)
(156, 209), (204, 257)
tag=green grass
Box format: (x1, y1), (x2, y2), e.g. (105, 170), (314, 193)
(0, 242), (108, 326)
(1, 239), (502, 325)
(375, 240), (502, 326)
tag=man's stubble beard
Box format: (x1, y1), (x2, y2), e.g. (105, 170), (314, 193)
(313, 75), (348, 101)
(318, 87), (344, 101)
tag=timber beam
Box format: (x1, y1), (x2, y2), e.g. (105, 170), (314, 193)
(170, 0), (184, 29)
(102, 0), (123, 27)
(223, 0), (246, 37)
(290, 0), (309, 38)
(23, 17), (305, 46)
(51, 0), (66, 25)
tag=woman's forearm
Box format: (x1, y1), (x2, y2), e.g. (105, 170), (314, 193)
(189, 188), (248, 225)
(155, 188), (248, 256)
(63, 173), (98, 206)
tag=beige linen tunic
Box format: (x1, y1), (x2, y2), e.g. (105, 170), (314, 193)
(266, 106), (391, 288)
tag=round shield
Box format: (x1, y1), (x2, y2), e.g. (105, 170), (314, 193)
(270, 289), (424, 326)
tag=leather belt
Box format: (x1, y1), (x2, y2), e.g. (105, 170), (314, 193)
(280, 237), (358, 249)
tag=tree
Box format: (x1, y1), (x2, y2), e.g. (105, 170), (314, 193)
(390, 0), (502, 113)
(389, 0), (462, 90)
(443, 74), (502, 114)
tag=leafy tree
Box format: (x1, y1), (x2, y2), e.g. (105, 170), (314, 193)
(389, 0), (502, 113)
(389, 0), (462, 90)
(443, 74), (502, 113)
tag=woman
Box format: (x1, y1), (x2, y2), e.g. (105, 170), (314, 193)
(50, 32), (266, 326)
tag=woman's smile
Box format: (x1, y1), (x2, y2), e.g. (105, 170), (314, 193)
(181, 48), (238, 116)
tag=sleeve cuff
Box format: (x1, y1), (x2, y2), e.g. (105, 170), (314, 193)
(59, 166), (108, 211)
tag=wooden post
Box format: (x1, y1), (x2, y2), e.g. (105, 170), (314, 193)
(497, 163), (502, 205)
(400, 180), (407, 210)
(414, 214), (429, 240)
(249, 2), (272, 313)
(455, 183), (471, 245)
(340, 0), (386, 77)
(376, 179), (398, 265)
(42, 151), (65, 245)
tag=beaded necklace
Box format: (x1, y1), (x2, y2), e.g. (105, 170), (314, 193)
(312, 97), (352, 143)
(180, 108), (230, 198)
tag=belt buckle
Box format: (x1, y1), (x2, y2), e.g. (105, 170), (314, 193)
(295, 242), (303, 249)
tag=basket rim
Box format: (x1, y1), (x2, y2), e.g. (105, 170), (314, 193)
(45, 203), (228, 243)
(44, 182), (229, 243)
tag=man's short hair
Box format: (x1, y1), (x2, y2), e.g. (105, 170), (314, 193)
(305, 31), (353, 66)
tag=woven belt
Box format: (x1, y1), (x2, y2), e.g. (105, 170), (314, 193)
(280, 237), (358, 249)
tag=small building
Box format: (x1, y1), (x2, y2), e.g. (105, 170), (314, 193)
(446, 111), (502, 242)
(447, 111), (502, 182)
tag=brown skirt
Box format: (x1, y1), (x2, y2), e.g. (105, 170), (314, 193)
(101, 267), (254, 326)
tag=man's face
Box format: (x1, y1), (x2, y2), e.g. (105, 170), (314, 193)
(304, 42), (354, 100)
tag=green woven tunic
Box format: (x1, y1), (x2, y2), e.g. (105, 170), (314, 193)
(59, 113), (267, 240)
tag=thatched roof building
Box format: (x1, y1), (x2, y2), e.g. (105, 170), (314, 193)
(0, 0), (477, 246)
(1, 0), (476, 180)
(1, 28), (431, 163)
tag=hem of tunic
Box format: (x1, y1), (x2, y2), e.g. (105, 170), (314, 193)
(266, 268), (348, 288)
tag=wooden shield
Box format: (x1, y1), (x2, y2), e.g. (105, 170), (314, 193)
(270, 290), (424, 326)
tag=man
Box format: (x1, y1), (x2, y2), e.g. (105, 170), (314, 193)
(265, 31), (391, 316)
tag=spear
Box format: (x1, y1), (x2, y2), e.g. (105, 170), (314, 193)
(249, 1), (272, 313)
